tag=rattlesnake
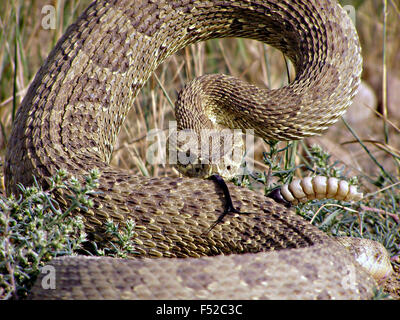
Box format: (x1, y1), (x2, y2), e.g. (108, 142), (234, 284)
(4, 0), (389, 299)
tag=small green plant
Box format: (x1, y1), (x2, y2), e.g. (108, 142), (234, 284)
(0, 169), (99, 300)
(233, 140), (299, 194)
(101, 219), (140, 258)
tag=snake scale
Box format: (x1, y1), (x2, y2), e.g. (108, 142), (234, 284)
(4, 0), (383, 299)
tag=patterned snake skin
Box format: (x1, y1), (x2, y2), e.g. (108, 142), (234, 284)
(5, 0), (380, 299)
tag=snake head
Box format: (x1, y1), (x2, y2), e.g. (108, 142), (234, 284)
(168, 127), (245, 180)
(177, 159), (213, 178)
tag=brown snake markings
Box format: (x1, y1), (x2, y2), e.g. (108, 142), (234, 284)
(4, 0), (378, 299)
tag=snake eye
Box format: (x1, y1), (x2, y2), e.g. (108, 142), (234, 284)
(227, 165), (231, 171)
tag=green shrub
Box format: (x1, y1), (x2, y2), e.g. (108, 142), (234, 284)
(0, 169), (99, 299)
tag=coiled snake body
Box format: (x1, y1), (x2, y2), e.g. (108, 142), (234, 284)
(4, 0), (384, 299)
